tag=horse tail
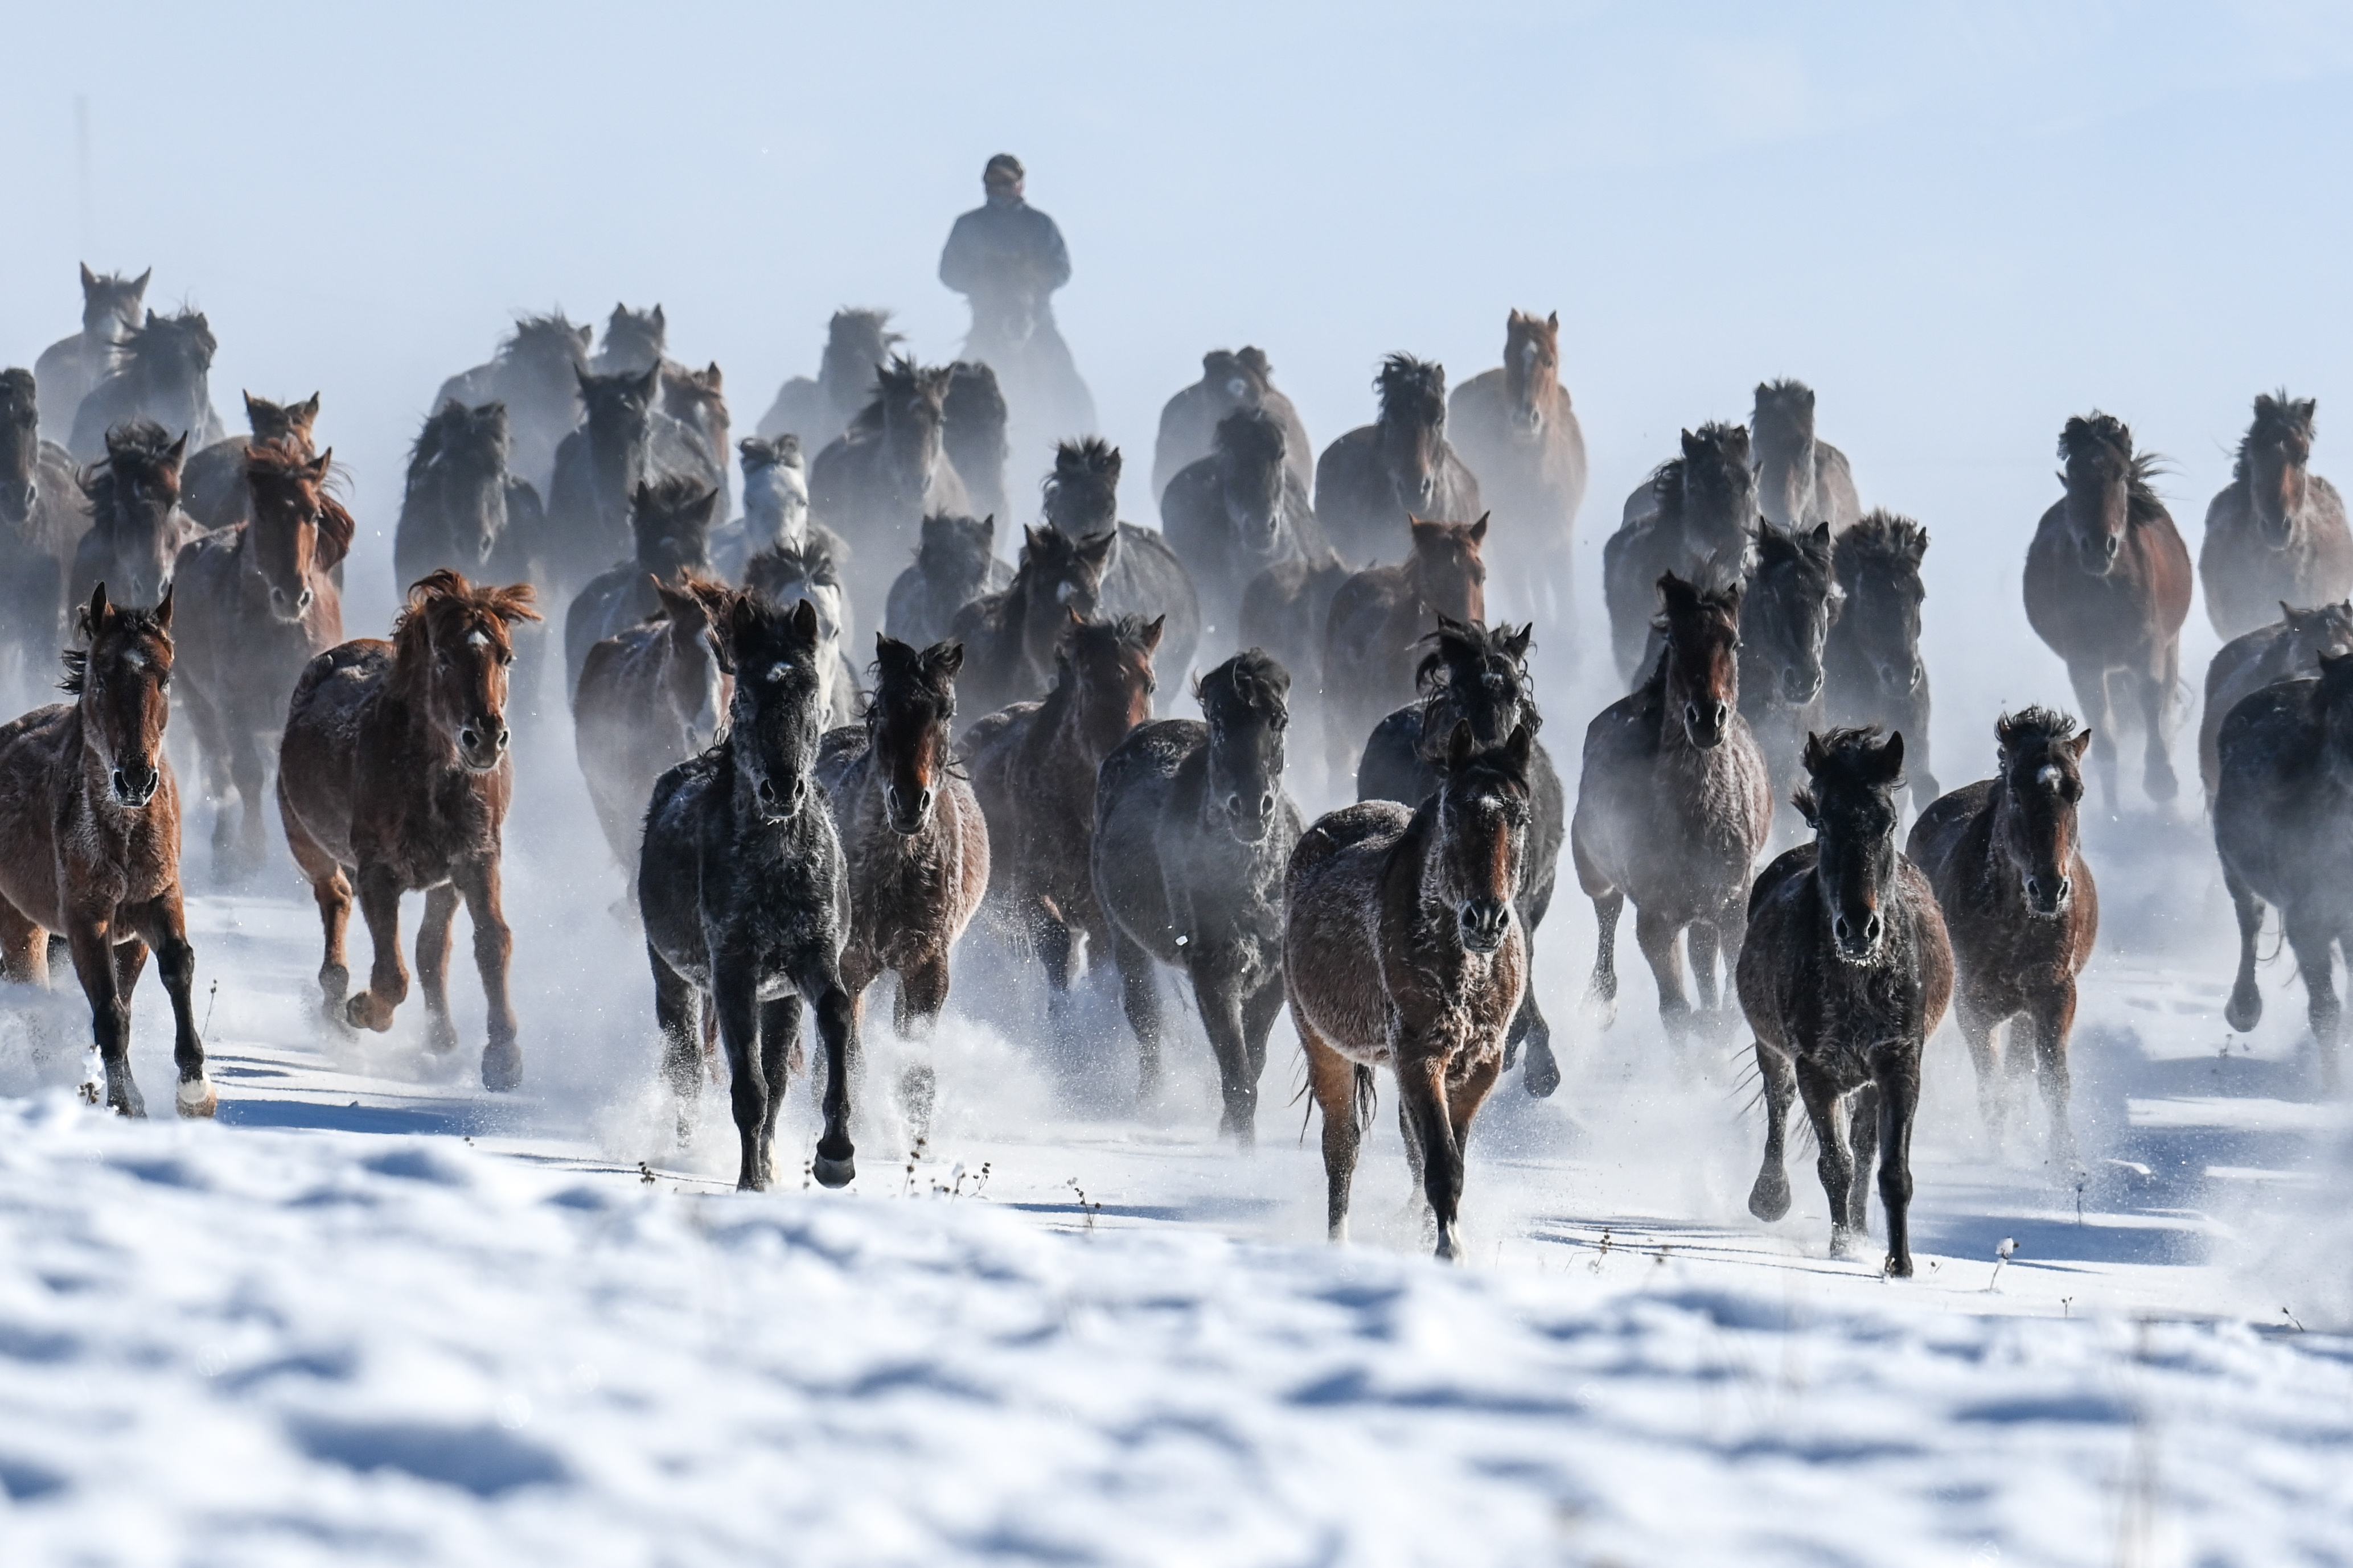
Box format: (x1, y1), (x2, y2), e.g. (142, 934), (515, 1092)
(1352, 1063), (1377, 1133)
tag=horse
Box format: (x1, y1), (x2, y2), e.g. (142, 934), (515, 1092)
(1571, 573), (1772, 1043)
(1160, 406), (1331, 639)
(963, 613), (1163, 1052)
(1319, 515), (1488, 782)
(2215, 649), (2353, 1092)
(573, 574), (733, 869)
(1603, 423), (1760, 684)
(35, 264), (148, 442)
(815, 636), (988, 1125)
(2199, 600), (2353, 800)
(1352, 616), (1563, 1097)
(1446, 310), (1589, 629)
(1739, 521), (1843, 832)
(1095, 650), (1300, 1141)
(744, 532), (861, 729)
(0, 370), (90, 688)
(712, 435), (810, 581)
(1152, 347), (1315, 504)
(1907, 709), (2097, 1163)
(592, 302), (670, 376)
(279, 571), (540, 1089)
(67, 309), (227, 467)
(543, 365), (666, 595)
(171, 442), (352, 879)
(1313, 355), (1481, 568)
(1750, 379), (1862, 532)
(1037, 439), (1205, 689)
(1824, 511), (1939, 806)
(640, 593), (862, 1190)
(887, 512), (1011, 650)
(948, 524), (1113, 721)
(436, 311), (594, 496)
(2199, 392), (2353, 641)
(2022, 413), (2193, 812)
(1290, 721), (1533, 1261)
(1238, 557), (1352, 744)
(68, 421), (195, 620)
(394, 400), (543, 587)
(810, 356), (972, 616)
(660, 361), (733, 518)
(757, 307), (902, 451)
(0, 584), (211, 1120)
(181, 391), (321, 530)
(943, 361), (1011, 524)
(1739, 727), (1953, 1275)
(562, 476), (721, 693)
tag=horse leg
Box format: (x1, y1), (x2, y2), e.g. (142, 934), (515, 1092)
(1573, 833), (1622, 1026)
(757, 995), (799, 1188)
(345, 864), (409, 1036)
(1845, 1081), (1882, 1237)
(1399, 1053), (1469, 1262)
(1954, 996), (2006, 1147)
(413, 884), (461, 1056)
(452, 858), (520, 1092)
(2223, 863), (2267, 1032)
(648, 943), (701, 1145)
(180, 683), (237, 879)
(2065, 660), (2120, 816)
(2132, 657), (2180, 804)
(795, 956), (861, 1188)
(280, 791), (353, 1022)
(1241, 976), (1286, 1131)
(2285, 908), (2343, 1094)
(1187, 953), (1259, 1146)
(892, 953), (949, 1147)
(226, 714), (270, 877)
(2026, 978), (2080, 1172)
(1747, 1041), (1798, 1220)
(1687, 919), (1723, 1016)
(710, 952), (769, 1191)
(129, 893), (213, 1119)
(0, 898), (46, 987)
(1299, 1020), (1362, 1241)
(1794, 1058), (1855, 1259)
(1632, 906), (1691, 1041)
(64, 918), (142, 1117)
(1514, 980), (1560, 1097)
(1110, 925), (1164, 1097)
(1446, 1049), (1503, 1164)
(1872, 1043), (1924, 1277)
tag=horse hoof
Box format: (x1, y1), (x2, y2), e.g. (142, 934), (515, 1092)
(480, 1039), (523, 1093)
(1884, 1252), (1915, 1279)
(1747, 1172), (1791, 1223)
(174, 1077), (218, 1120)
(2225, 985), (2263, 1034)
(344, 994), (393, 1034)
(2146, 766), (2179, 804)
(812, 1151), (856, 1188)
(1828, 1225), (1855, 1260)
(1522, 1042), (1562, 1099)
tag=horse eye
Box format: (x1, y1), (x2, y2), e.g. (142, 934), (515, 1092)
(1145, 677), (1158, 695)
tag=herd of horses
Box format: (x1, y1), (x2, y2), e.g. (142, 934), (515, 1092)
(5, 262), (2351, 1275)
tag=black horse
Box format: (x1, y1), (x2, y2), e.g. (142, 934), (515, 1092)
(1160, 406), (1330, 639)
(887, 512), (1011, 649)
(1039, 438), (1204, 693)
(436, 311), (594, 496)
(395, 400), (542, 586)
(563, 477), (721, 693)
(943, 361), (1011, 524)
(1603, 423), (1759, 684)
(1094, 651), (1300, 1144)
(1824, 511), (1938, 805)
(1739, 521), (1843, 832)
(1355, 616), (1564, 1097)
(639, 593), (860, 1191)
(1312, 355), (1481, 568)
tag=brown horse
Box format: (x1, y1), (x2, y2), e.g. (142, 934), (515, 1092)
(180, 391), (321, 531)
(2022, 413), (2192, 812)
(2199, 600), (2353, 800)
(1289, 722), (1533, 1261)
(1319, 515), (1488, 781)
(1447, 310), (1588, 630)
(963, 612), (1161, 1048)
(1603, 423), (1759, 684)
(2199, 392), (2353, 641)
(1313, 355), (1482, 568)
(815, 636), (988, 1121)
(573, 574), (734, 869)
(949, 524), (1118, 722)
(1740, 728), (1953, 1275)
(1571, 573), (1772, 1043)
(278, 571), (541, 1089)
(69, 420), (193, 617)
(172, 441), (352, 879)
(0, 585), (211, 1118)
(1908, 709), (2097, 1163)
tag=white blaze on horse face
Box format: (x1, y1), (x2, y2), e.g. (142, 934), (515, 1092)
(2037, 763), (2063, 792)
(467, 629), (490, 649)
(764, 662), (792, 684)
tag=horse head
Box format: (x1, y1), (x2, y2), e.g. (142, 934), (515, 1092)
(122, 310), (216, 435)
(244, 442), (344, 624)
(629, 476), (720, 579)
(82, 421), (187, 604)
(2241, 391), (2317, 548)
(823, 308), (902, 419)
(1752, 380), (1821, 528)
(1375, 354), (1449, 516)
(868, 634), (963, 834)
(919, 512), (999, 595)
(1197, 649), (1290, 843)
(1796, 727), (1908, 963)
(1502, 311), (1561, 437)
(79, 264), (150, 341)
(1833, 512), (1929, 701)
(1434, 719), (1533, 955)
(1660, 422), (1759, 567)
(1213, 408), (1291, 559)
(243, 390), (321, 452)
(652, 575), (733, 752)
(411, 401), (514, 567)
(68, 582), (174, 809)
(1656, 571), (1743, 750)
(739, 435), (808, 551)
(598, 303), (667, 375)
(1043, 437), (1122, 538)
(1416, 615), (1537, 755)
(392, 569), (540, 775)
(1746, 521), (1841, 706)
(1057, 610), (1161, 757)
(1015, 524), (1114, 669)
(1405, 515), (1489, 625)
(1993, 707), (2090, 918)
(717, 593), (827, 823)
(868, 356), (953, 495)
(2057, 412), (2155, 578)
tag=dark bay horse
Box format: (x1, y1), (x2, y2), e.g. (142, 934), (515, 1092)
(1289, 722), (1533, 1261)
(395, 400), (543, 586)
(2199, 392), (2353, 641)
(436, 311), (594, 496)
(1908, 709), (2097, 1162)
(1603, 423), (1759, 684)
(1095, 650), (1300, 1141)
(1447, 310), (1590, 629)
(2199, 600), (2353, 799)
(0, 370), (91, 686)
(659, 361), (733, 518)
(757, 307), (902, 451)
(69, 421), (194, 616)
(172, 442), (352, 879)
(0, 585), (210, 1118)
(1313, 354), (1481, 569)
(964, 613), (1162, 1050)
(1750, 379), (1862, 533)
(888, 512), (1011, 650)
(544, 365), (667, 596)
(1572, 574), (1772, 1042)
(1355, 617), (1564, 1097)
(35, 264), (148, 441)
(67, 309), (227, 467)
(640, 594), (862, 1190)
(810, 356), (972, 615)
(1160, 406), (1330, 640)
(2022, 413), (2192, 812)
(1824, 512), (1938, 805)
(1739, 728), (1953, 1275)
(1739, 521), (1843, 833)
(1152, 347), (1315, 503)
(592, 302), (669, 376)
(573, 574), (733, 869)
(278, 571), (541, 1089)
(562, 477), (720, 692)
(1320, 515), (1488, 783)
(948, 524), (1114, 721)
(943, 361), (1010, 523)
(1038, 438), (1204, 689)
(2215, 649), (2353, 1090)
(182, 391), (321, 531)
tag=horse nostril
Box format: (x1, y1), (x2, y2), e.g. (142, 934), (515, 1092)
(1712, 703), (1730, 730)
(1258, 792), (1276, 818)
(297, 588), (313, 611)
(1863, 912), (1884, 944)
(2056, 876), (2071, 902)
(2026, 878), (2044, 904)
(1685, 701), (1702, 729)
(1833, 915), (1853, 944)
(459, 727), (479, 751)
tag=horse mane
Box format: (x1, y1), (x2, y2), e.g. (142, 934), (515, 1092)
(1050, 436), (1122, 485)
(745, 530), (841, 599)
(59, 602), (171, 695)
(1995, 705), (2082, 755)
(409, 400), (506, 487)
(1197, 648), (1290, 723)
(0, 369), (35, 423)
(2235, 389), (2318, 483)
(828, 308), (901, 358)
(500, 311), (589, 365)
(1754, 519), (1837, 585)
(1792, 725), (1903, 821)
(247, 441), (356, 570)
(845, 354), (940, 439)
(389, 569), (541, 697)
(1837, 509), (1929, 573)
(1057, 612), (1158, 675)
(119, 308), (215, 371)
(1751, 379), (1817, 445)
(1375, 354), (1446, 426)
(79, 419), (182, 513)
(2058, 412), (2166, 522)
(1413, 617), (1538, 734)
(1650, 422), (1752, 517)
(1641, 574), (1742, 706)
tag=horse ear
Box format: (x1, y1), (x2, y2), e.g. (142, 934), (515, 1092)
(297, 392), (321, 423)
(1066, 604), (1085, 629)
(790, 596), (820, 643)
(243, 390), (262, 421)
(166, 432), (188, 463)
(701, 361), (720, 388)
(1140, 615), (1166, 652)
(1468, 513), (1490, 544)
(978, 515), (995, 544)
(1809, 521), (1832, 546)
(576, 324), (594, 348)
(1023, 524), (1046, 555)
(1506, 722), (1533, 777)
(130, 268), (151, 294)
(1546, 310), (1559, 332)
(929, 641), (965, 679)
(1679, 427), (1703, 460)
(2069, 729), (2093, 761)
(1446, 719), (1475, 773)
(874, 632), (914, 672)
(687, 487), (722, 525)
(1801, 730), (1829, 778)
(84, 582), (110, 639)
(651, 304), (666, 332)
(1657, 571), (1696, 615)
(1873, 731), (1907, 784)
(1506, 623), (1534, 659)
(80, 261), (97, 291)
(306, 448), (332, 480)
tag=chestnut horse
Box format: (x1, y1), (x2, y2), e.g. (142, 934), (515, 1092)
(181, 390), (321, 531)
(0, 585), (211, 1118)
(173, 441), (352, 879)
(2199, 392), (2352, 641)
(1447, 310), (1589, 629)
(278, 571), (541, 1090)
(2022, 413), (2191, 812)
(1290, 722), (1533, 1261)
